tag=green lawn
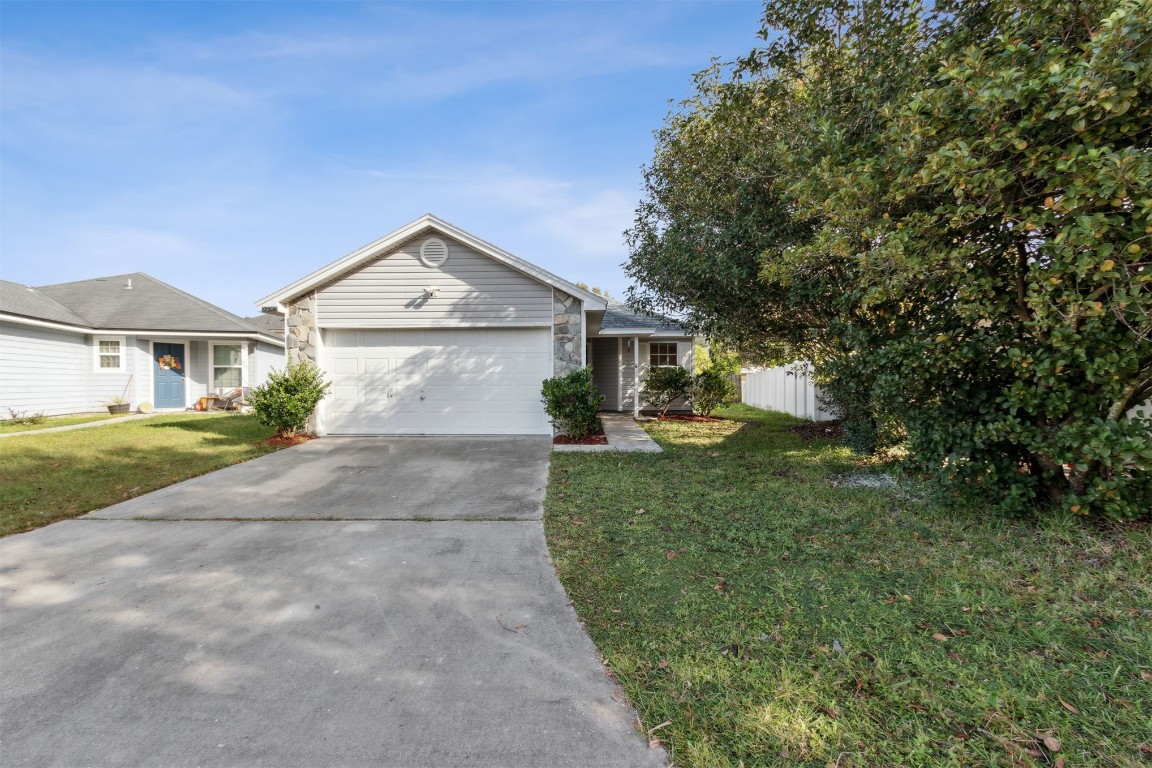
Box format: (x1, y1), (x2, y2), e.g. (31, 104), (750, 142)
(0, 413), (282, 537)
(544, 405), (1152, 767)
(0, 413), (120, 434)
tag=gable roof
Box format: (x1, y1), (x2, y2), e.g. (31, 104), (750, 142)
(1, 273), (282, 344)
(597, 300), (688, 337)
(255, 214), (609, 312)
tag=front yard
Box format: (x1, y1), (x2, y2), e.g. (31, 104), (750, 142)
(545, 405), (1151, 767)
(0, 413), (281, 537)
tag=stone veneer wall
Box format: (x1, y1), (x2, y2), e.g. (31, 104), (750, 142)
(553, 291), (582, 376)
(286, 292), (318, 365)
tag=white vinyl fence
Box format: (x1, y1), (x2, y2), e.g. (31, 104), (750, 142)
(741, 364), (836, 422)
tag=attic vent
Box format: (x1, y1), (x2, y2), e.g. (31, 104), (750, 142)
(419, 238), (449, 268)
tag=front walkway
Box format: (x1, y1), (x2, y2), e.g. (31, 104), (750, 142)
(553, 413), (663, 453)
(0, 412), (156, 439)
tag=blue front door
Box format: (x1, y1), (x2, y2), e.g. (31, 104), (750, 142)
(154, 343), (186, 409)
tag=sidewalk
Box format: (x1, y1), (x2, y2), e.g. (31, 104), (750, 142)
(0, 412), (161, 439)
(553, 413), (662, 453)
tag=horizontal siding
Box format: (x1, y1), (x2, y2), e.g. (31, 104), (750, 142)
(316, 236), (553, 328)
(0, 323), (92, 416)
(250, 341), (283, 388)
(87, 334), (136, 410)
(591, 338), (619, 410)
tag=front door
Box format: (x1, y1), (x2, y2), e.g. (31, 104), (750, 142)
(154, 342), (186, 409)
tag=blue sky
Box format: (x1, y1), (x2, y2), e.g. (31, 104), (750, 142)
(1, 1), (761, 316)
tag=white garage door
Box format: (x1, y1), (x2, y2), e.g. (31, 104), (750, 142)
(322, 328), (552, 435)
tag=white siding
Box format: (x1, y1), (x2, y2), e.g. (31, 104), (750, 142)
(742, 364), (835, 421)
(0, 323), (92, 416)
(316, 236), (553, 328)
(249, 341), (282, 389)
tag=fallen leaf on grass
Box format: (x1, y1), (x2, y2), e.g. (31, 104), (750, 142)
(657, 660), (669, 669)
(1054, 758), (1067, 768)
(1058, 697), (1079, 715)
(932, 633), (949, 642)
(1042, 735), (1061, 752)
(648, 738), (661, 750)
(1140, 671), (1152, 681)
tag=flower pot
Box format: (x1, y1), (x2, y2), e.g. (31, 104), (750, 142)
(107, 403), (131, 415)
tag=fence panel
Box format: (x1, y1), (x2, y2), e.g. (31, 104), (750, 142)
(741, 365), (836, 422)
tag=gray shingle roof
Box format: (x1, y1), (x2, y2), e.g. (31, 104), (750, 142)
(600, 300), (686, 333)
(2, 273), (273, 338)
(244, 313), (284, 335)
(0, 280), (91, 327)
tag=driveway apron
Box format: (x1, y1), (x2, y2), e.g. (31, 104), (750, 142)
(0, 437), (665, 768)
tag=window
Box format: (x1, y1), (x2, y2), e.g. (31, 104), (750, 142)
(212, 344), (243, 391)
(95, 337), (125, 372)
(650, 342), (678, 367)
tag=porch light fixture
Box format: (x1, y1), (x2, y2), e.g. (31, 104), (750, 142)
(424, 286), (441, 298)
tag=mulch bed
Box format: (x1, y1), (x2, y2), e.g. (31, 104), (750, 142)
(787, 419), (843, 442)
(260, 434), (314, 448)
(657, 414), (727, 423)
(553, 433), (609, 445)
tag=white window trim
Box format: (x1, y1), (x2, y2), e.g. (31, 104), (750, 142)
(94, 336), (127, 373)
(649, 341), (679, 368)
(209, 341), (246, 394)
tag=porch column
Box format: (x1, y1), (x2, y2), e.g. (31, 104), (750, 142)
(632, 335), (640, 419)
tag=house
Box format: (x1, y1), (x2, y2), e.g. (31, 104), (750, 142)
(0, 273), (284, 416)
(255, 214), (695, 436)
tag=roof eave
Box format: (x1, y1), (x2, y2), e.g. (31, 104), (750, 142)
(255, 214), (609, 311)
(0, 313), (285, 346)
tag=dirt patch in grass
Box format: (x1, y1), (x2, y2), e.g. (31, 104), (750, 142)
(788, 418), (843, 441)
(657, 413), (726, 423)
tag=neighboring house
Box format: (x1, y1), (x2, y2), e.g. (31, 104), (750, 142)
(256, 214), (695, 436)
(0, 273), (284, 416)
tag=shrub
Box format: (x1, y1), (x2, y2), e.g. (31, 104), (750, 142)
(541, 367), (603, 440)
(5, 409), (46, 426)
(692, 369), (737, 417)
(644, 366), (693, 417)
(249, 360), (332, 438)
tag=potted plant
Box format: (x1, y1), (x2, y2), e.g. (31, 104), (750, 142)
(157, 354), (181, 371)
(104, 396), (131, 415)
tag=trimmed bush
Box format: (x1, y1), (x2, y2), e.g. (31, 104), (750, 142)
(644, 366), (693, 417)
(692, 369), (737, 417)
(249, 360), (332, 437)
(541, 367), (603, 440)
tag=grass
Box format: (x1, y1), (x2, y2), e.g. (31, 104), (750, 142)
(0, 413), (120, 434)
(0, 413), (282, 537)
(544, 404), (1152, 767)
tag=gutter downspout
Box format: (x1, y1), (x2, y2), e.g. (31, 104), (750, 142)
(633, 335), (640, 419)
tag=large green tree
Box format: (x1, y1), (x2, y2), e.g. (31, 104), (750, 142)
(627, 0), (1152, 516)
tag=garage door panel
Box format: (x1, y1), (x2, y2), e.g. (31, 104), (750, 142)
(322, 328), (550, 435)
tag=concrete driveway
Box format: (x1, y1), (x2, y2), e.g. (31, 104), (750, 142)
(0, 438), (664, 768)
